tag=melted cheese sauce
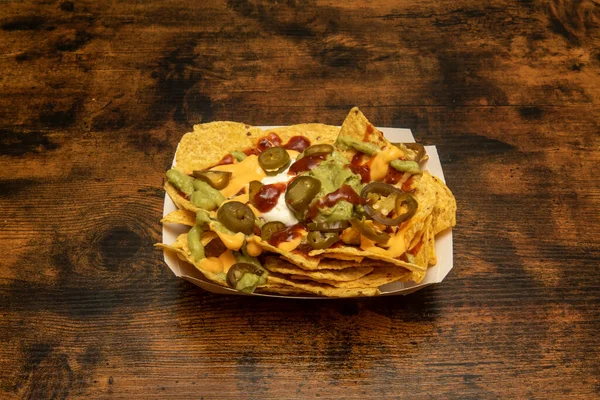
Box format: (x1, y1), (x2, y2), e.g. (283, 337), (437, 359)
(210, 222), (245, 251)
(246, 240), (263, 257)
(198, 250), (236, 274)
(359, 230), (407, 258)
(212, 155), (266, 198)
(370, 146), (404, 181)
(276, 228), (307, 252)
(226, 193), (250, 204)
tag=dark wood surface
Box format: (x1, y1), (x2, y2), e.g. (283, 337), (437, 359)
(1, 0), (599, 398)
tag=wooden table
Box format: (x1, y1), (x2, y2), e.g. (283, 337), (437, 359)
(1, 1), (599, 398)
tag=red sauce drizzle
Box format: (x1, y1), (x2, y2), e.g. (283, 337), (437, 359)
(349, 153), (371, 183)
(402, 176), (415, 192)
(283, 136), (311, 152)
(363, 124), (374, 141)
(252, 182), (287, 213)
(243, 148), (259, 156)
(288, 154), (327, 175)
(257, 133), (283, 152)
(268, 224), (304, 247)
(254, 133), (311, 154)
(384, 166), (404, 184)
(215, 154), (235, 166)
(308, 185), (362, 219)
(408, 238), (423, 256)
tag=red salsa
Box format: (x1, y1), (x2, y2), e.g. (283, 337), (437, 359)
(288, 154), (327, 175)
(215, 154), (235, 166)
(408, 237), (423, 256)
(384, 167), (404, 184)
(363, 124), (374, 141)
(252, 182), (287, 213)
(257, 133), (283, 152)
(349, 153), (371, 183)
(268, 224), (304, 247)
(284, 136), (311, 152)
(255, 133), (311, 154)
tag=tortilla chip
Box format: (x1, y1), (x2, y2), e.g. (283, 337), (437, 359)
(264, 257), (373, 282)
(247, 236), (320, 269)
(164, 182), (200, 213)
(429, 174), (457, 235)
(425, 222), (437, 266)
(251, 124), (339, 147)
(309, 247), (426, 273)
(317, 265), (412, 288)
(155, 232), (188, 253)
(399, 171), (439, 246)
(161, 209), (196, 226)
(315, 254), (364, 264)
(175, 122), (263, 174)
(409, 216), (432, 268)
(154, 232), (230, 286)
(267, 275), (379, 298)
(338, 107), (390, 150)
(255, 284), (314, 296)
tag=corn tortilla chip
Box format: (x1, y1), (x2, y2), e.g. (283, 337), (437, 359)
(164, 182), (200, 214)
(309, 247), (426, 273)
(268, 275), (380, 298)
(339, 107), (390, 150)
(161, 209), (196, 226)
(317, 265), (412, 288)
(264, 257), (373, 282)
(246, 236), (320, 269)
(176, 122), (262, 174)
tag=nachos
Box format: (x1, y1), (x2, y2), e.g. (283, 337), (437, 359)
(157, 108), (456, 297)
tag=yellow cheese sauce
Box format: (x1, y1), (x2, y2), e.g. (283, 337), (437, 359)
(198, 250), (236, 274)
(370, 146), (404, 181)
(359, 230), (407, 258)
(277, 236), (303, 252)
(246, 240), (263, 257)
(211, 155), (266, 198)
(209, 222), (245, 251)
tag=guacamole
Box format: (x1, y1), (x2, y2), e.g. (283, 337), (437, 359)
(303, 151), (363, 223)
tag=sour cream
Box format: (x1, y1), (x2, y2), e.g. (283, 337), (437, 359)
(260, 161), (298, 226)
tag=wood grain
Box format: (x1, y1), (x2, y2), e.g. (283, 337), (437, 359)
(0, 0), (599, 398)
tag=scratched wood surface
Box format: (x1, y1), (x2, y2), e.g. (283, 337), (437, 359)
(0, 0), (599, 398)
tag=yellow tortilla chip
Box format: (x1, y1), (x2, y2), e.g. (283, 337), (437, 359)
(425, 222), (437, 266)
(154, 237), (227, 287)
(175, 122), (263, 174)
(164, 182), (200, 213)
(247, 236), (320, 269)
(318, 265), (412, 288)
(267, 275), (379, 298)
(255, 284), (313, 296)
(338, 107), (390, 150)
(338, 107), (420, 162)
(264, 257), (373, 282)
(429, 175), (457, 235)
(313, 256), (364, 265)
(309, 246), (425, 273)
(161, 209), (196, 226)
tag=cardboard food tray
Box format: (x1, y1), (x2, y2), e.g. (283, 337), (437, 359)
(161, 127), (453, 298)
